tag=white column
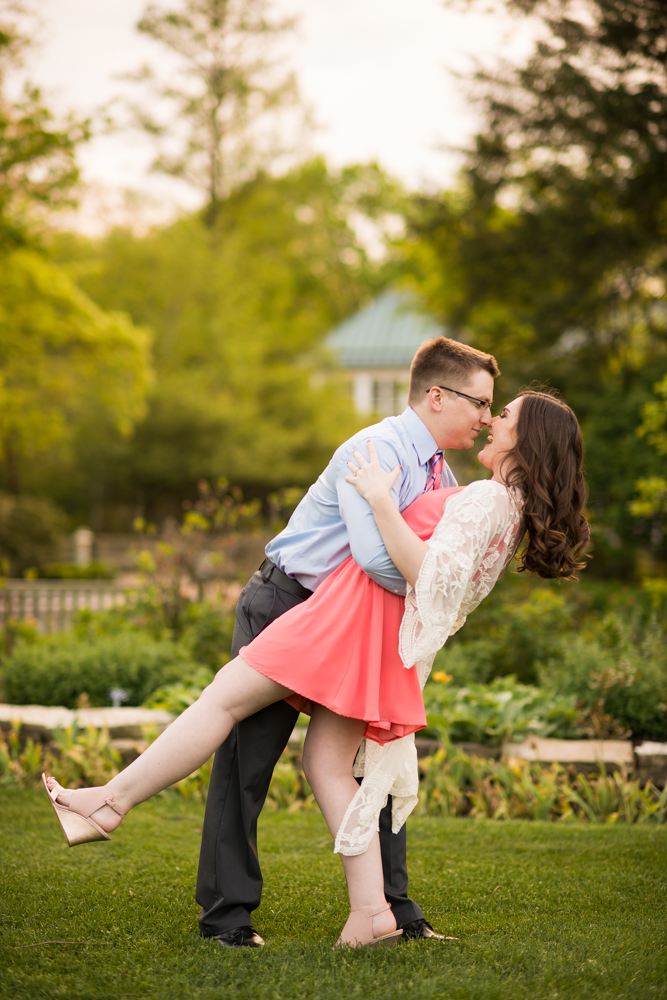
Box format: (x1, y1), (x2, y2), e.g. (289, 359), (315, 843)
(353, 372), (373, 414)
(73, 527), (94, 567)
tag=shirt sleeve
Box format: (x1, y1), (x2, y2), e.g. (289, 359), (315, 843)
(335, 438), (407, 595)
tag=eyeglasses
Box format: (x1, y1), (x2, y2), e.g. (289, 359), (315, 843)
(428, 385), (492, 414)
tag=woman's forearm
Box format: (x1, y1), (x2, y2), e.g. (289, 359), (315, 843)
(368, 494), (428, 589)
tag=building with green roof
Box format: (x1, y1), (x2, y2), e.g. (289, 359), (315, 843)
(325, 290), (446, 415)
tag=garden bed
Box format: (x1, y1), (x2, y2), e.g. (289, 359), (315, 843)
(4, 702), (665, 783)
(3, 703), (666, 822)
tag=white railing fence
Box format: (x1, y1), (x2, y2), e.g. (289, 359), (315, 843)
(0, 581), (127, 634)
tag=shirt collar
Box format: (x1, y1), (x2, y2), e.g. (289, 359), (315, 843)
(399, 407), (441, 466)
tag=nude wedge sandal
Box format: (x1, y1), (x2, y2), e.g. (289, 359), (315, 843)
(42, 774), (126, 847)
(335, 902), (403, 948)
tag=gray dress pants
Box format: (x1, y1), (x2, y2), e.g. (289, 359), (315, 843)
(195, 570), (424, 936)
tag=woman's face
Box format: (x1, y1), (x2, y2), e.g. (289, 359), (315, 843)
(477, 396), (523, 478)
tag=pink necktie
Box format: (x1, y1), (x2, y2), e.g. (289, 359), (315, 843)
(424, 453), (443, 492)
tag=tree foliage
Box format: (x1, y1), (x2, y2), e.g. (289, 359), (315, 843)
(416, 0), (667, 359)
(0, 4), (153, 506)
(0, 1), (89, 244)
(134, 478), (261, 625)
(0, 490), (67, 575)
(638, 372), (667, 458)
(404, 0), (667, 574)
(126, 0), (303, 223)
(49, 159), (401, 525)
(630, 373), (667, 538)
(0, 250), (153, 494)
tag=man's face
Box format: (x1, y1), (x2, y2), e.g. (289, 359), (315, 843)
(431, 370), (495, 450)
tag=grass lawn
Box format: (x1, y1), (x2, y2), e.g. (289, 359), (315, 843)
(1, 789), (666, 1000)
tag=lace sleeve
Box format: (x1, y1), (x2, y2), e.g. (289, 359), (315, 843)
(334, 481), (523, 858)
(399, 480), (523, 673)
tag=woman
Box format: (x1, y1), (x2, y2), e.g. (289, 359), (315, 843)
(44, 391), (588, 947)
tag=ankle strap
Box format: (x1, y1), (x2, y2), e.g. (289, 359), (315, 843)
(104, 796), (126, 819)
(355, 902), (391, 918)
(43, 774), (126, 819)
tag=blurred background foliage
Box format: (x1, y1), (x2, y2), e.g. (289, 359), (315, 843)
(0, 0), (664, 614)
(3, 712), (667, 823)
(401, 0), (667, 578)
(1, 572), (665, 746)
(46, 158), (401, 526)
(0, 0), (663, 581)
(426, 572), (667, 743)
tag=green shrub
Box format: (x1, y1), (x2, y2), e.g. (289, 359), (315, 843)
(434, 574), (667, 741)
(265, 751), (316, 812)
(423, 676), (579, 745)
(0, 722), (45, 788)
(596, 614), (667, 740)
(70, 592), (236, 657)
(40, 562), (115, 580)
(431, 639), (502, 687)
(416, 747), (667, 823)
(0, 493), (67, 576)
(0, 617), (40, 657)
(70, 602), (168, 641)
(434, 581), (574, 685)
(143, 665), (215, 714)
(0, 632), (199, 707)
(47, 722), (122, 788)
(179, 602), (235, 668)
(539, 612), (667, 741)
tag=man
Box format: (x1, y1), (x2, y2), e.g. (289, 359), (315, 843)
(196, 336), (499, 947)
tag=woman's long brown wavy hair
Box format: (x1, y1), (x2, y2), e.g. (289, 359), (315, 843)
(503, 390), (590, 580)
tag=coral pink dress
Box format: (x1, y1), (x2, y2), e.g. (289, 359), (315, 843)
(239, 486), (465, 745)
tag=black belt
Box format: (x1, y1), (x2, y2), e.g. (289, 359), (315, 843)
(259, 558), (313, 601)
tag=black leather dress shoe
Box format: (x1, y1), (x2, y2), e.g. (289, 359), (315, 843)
(211, 926), (265, 948)
(400, 918), (458, 941)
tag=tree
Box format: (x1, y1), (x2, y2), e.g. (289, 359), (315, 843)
(50, 159), (403, 525)
(125, 0), (303, 224)
(0, 1), (89, 245)
(0, 5), (154, 503)
(0, 491), (67, 576)
(630, 373), (667, 543)
(0, 249), (152, 494)
(637, 372), (667, 459)
(402, 0), (667, 574)
(133, 478), (261, 629)
(413, 0), (667, 364)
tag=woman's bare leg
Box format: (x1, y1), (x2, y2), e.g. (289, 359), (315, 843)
(46, 657), (291, 831)
(302, 706), (396, 941)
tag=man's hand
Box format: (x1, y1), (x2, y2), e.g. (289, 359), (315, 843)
(345, 440), (401, 506)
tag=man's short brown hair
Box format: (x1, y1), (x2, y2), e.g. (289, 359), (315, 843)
(408, 336), (500, 404)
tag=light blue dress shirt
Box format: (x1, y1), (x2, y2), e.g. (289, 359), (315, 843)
(265, 407), (457, 595)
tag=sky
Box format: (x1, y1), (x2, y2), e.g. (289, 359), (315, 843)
(29, 0), (539, 229)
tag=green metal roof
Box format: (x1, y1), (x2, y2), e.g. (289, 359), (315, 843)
(325, 291), (445, 369)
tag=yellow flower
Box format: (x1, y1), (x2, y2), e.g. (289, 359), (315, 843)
(433, 671), (452, 684)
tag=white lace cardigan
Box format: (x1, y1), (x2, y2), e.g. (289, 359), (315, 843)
(334, 479), (524, 856)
